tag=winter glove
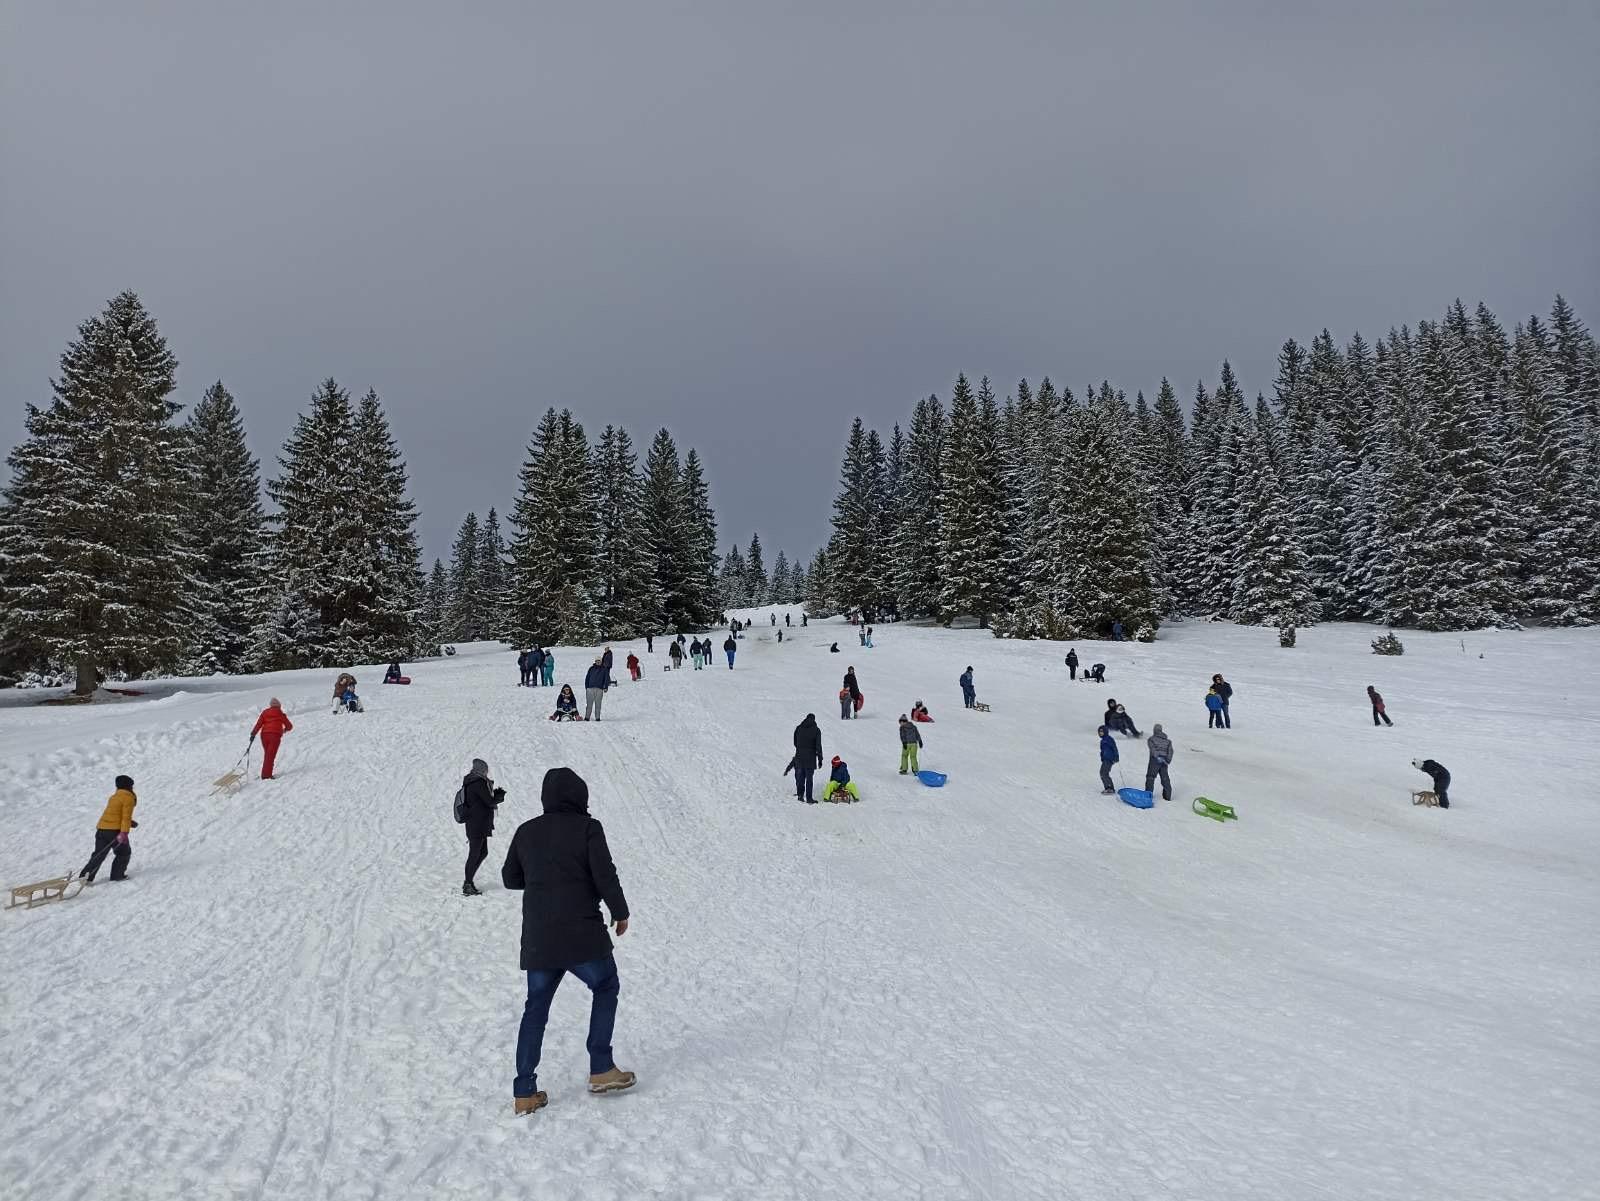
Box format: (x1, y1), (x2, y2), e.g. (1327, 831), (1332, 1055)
(492, 787), (507, 805)
(115, 832), (129, 846)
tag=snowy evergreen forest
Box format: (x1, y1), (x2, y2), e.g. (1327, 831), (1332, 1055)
(0, 293), (722, 691)
(809, 296), (1600, 640)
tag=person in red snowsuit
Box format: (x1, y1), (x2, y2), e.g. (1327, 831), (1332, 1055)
(626, 652), (641, 682)
(251, 698), (294, 780)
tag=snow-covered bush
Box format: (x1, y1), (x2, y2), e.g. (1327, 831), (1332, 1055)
(1371, 632), (1405, 656)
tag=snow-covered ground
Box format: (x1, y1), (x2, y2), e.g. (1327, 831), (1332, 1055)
(2, 614), (1597, 1201)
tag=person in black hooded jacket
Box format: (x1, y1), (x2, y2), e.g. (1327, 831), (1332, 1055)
(501, 767), (635, 1113)
(461, 758), (505, 896)
(792, 713), (823, 802)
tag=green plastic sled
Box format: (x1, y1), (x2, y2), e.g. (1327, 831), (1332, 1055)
(1192, 796), (1237, 822)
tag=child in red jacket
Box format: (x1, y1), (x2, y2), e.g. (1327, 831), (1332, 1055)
(251, 698), (294, 779)
(627, 652), (641, 681)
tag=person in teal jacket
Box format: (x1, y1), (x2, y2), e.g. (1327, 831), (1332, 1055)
(542, 650), (557, 687)
(1098, 726), (1119, 795)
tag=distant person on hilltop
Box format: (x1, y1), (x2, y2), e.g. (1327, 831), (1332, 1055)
(1065, 648), (1079, 680)
(502, 767), (635, 1115)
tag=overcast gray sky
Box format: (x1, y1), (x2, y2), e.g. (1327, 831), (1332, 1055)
(3, 1), (1597, 566)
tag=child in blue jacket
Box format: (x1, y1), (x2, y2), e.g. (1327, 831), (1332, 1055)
(1205, 688), (1226, 729)
(1098, 726), (1119, 795)
(823, 755), (860, 803)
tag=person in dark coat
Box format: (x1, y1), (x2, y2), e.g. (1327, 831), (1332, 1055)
(1088, 663), (1106, 683)
(1368, 685), (1393, 727)
(792, 714), (823, 802)
(530, 646), (547, 688)
(517, 650), (531, 687)
(645, 634), (654, 653)
(1098, 726), (1118, 795)
(1210, 674), (1233, 727)
(461, 758), (506, 896)
(1065, 648), (1079, 680)
(1112, 619), (1125, 641)
(723, 635), (737, 669)
(551, 684), (579, 720)
(502, 767), (634, 1114)
(843, 667), (861, 714)
(600, 646), (615, 689)
(960, 667), (976, 709)
(1413, 759), (1451, 808)
(668, 640), (683, 668)
(584, 659), (608, 721)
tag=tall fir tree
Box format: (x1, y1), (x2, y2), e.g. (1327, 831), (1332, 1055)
(768, 550), (790, 605)
(477, 507), (510, 639)
(446, 511), (483, 641)
(640, 429), (693, 632)
(745, 532), (769, 605)
(182, 381), (266, 673)
(346, 389), (423, 659)
(592, 426), (657, 637)
(937, 375), (1009, 626)
(718, 543), (748, 610)
(506, 408), (601, 645)
(0, 292), (197, 691)
(681, 448), (721, 625)
(422, 558), (449, 650)
(892, 395), (946, 619)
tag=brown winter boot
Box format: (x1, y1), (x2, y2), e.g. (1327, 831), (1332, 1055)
(513, 1092), (548, 1116)
(588, 1067), (637, 1095)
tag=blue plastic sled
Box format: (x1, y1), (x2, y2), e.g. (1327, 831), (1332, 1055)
(916, 771), (948, 788)
(1118, 787), (1154, 809)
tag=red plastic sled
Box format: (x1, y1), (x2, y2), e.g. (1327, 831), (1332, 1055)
(382, 677), (411, 685)
(854, 692), (865, 713)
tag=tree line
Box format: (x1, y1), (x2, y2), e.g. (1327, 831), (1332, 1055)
(809, 295), (1600, 638)
(0, 292), (723, 692)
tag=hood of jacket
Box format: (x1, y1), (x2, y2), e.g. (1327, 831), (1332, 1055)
(468, 759), (490, 781)
(541, 766), (590, 815)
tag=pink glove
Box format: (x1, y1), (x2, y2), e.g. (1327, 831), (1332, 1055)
(115, 832), (129, 846)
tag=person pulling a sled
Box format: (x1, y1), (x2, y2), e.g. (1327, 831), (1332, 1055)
(898, 714), (923, 775)
(460, 758), (505, 896)
(502, 767), (635, 1114)
(1413, 758), (1451, 808)
(552, 684), (580, 721)
(822, 756), (860, 802)
(80, 775), (138, 883)
(250, 698), (294, 780)
(960, 666), (977, 709)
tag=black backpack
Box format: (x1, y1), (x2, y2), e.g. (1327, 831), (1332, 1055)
(453, 787), (466, 824)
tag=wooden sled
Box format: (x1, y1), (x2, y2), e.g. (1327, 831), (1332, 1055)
(7, 873), (86, 910)
(1411, 790), (1440, 807)
(1192, 796), (1237, 822)
(973, 702), (992, 713)
(210, 769), (245, 797)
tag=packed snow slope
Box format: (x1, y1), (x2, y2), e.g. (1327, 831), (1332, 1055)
(2, 615), (1597, 1201)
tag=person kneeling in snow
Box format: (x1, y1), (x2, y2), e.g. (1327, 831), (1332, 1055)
(1412, 758), (1451, 808)
(822, 756), (860, 803)
(80, 775), (138, 883)
(551, 685), (580, 721)
(384, 661), (404, 683)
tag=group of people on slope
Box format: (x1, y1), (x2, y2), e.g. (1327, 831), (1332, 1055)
(1098, 723), (1175, 800)
(517, 647), (558, 688)
(453, 758), (637, 1113)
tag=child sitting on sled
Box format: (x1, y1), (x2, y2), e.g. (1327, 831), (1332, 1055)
(822, 756), (860, 803)
(911, 700), (933, 723)
(550, 684), (580, 721)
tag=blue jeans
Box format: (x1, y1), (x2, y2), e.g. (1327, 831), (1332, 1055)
(726, 651), (735, 668)
(514, 955), (619, 1097)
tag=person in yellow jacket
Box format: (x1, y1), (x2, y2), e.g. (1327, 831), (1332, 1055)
(80, 775), (137, 882)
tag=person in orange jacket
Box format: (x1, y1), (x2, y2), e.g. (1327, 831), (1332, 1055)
(80, 775), (137, 882)
(251, 697), (294, 780)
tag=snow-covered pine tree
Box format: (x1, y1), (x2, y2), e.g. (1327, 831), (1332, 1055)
(1146, 378), (1189, 611)
(995, 379), (1035, 624)
(1228, 420), (1317, 625)
(828, 418), (882, 616)
(681, 448), (721, 626)
(346, 389), (423, 660)
(446, 511), (482, 641)
(718, 543), (748, 610)
(891, 395), (945, 619)
(745, 532), (769, 604)
(640, 429), (693, 632)
(258, 378), (365, 667)
(506, 408), (601, 645)
(805, 546), (834, 616)
(181, 381), (266, 673)
(0, 291), (198, 692)
(881, 424), (904, 610)
(790, 562), (807, 604)
(768, 550), (790, 605)
(591, 426), (657, 638)
(476, 507), (510, 640)
(1182, 366), (1251, 617)
(938, 376), (1009, 627)
(422, 558), (449, 651)
(1363, 328), (1434, 626)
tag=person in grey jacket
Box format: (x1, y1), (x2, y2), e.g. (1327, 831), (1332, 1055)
(898, 714), (923, 775)
(1144, 724), (1174, 801)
